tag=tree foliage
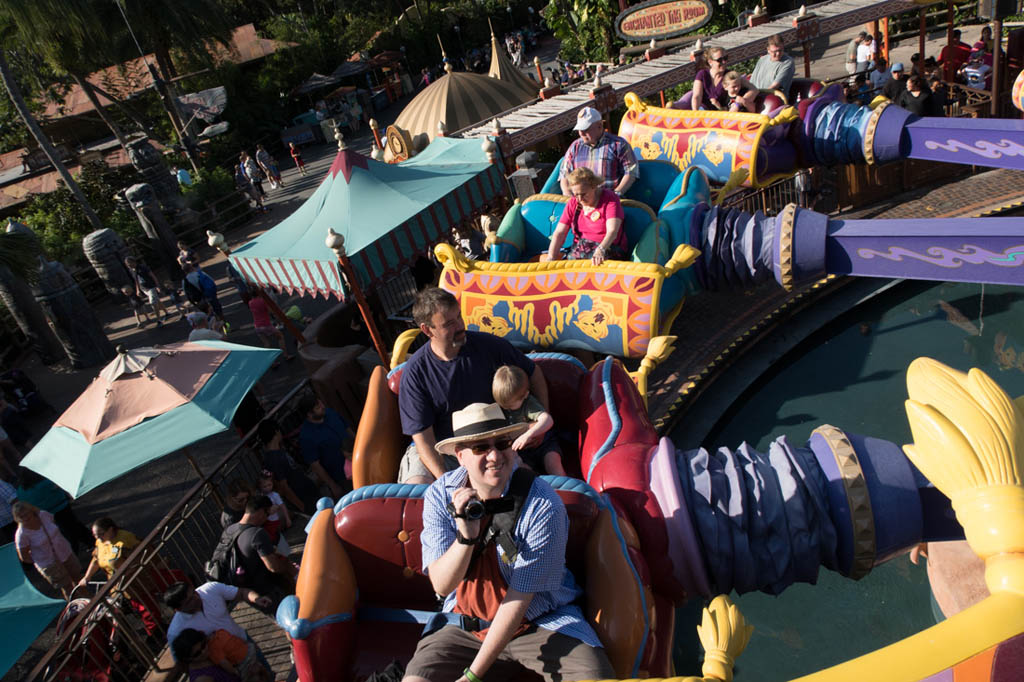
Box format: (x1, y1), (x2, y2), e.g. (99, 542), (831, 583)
(17, 162), (143, 265)
(543, 0), (619, 64)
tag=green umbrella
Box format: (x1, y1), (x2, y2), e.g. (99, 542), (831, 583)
(22, 340), (279, 497)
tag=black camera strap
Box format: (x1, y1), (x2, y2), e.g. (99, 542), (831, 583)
(481, 468), (536, 566)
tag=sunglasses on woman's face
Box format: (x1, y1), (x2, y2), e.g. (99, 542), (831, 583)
(712, 55), (728, 63)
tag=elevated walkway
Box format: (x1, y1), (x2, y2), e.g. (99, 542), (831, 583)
(457, 0), (923, 151)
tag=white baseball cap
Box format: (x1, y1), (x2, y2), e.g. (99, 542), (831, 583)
(573, 107), (602, 131)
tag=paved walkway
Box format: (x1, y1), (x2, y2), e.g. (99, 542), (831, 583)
(1, 139), (373, 682)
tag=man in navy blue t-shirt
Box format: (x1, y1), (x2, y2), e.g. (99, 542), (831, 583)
(397, 288), (548, 484)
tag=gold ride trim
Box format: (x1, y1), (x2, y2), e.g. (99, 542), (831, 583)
(812, 424), (876, 581)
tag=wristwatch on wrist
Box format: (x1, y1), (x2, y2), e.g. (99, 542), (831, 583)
(456, 530), (479, 545)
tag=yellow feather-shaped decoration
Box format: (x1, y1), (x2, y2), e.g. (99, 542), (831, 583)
(903, 358), (1024, 588)
(903, 400), (984, 492)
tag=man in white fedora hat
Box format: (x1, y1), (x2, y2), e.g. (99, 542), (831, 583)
(558, 105), (638, 198)
(403, 402), (614, 682)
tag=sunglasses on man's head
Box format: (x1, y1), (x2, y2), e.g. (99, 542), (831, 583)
(459, 438), (514, 455)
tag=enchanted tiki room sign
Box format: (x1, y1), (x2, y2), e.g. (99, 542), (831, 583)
(614, 0), (713, 42)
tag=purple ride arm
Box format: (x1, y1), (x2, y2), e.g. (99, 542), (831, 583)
(687, 205), (1024, 291)
(677, 426), (962, 596)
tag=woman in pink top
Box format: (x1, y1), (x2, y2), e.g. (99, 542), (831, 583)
(14, 501), (81, 598)
(546, 167), (627, 265)
(243, 287), (293, 361)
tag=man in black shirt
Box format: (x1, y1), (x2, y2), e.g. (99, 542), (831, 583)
(219, 495), (296, 614)
(882, 62), (910, 101)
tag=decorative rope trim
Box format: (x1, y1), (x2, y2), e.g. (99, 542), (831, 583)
(862, 100), (890, 166)
(777, 203), (797, 291)
(812, 424), (876, 580)
(434, 242), (670, 276)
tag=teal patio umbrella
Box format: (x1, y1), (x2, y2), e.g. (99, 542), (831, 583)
(21, 340), (279, 497)
(0, 543), (65, 677)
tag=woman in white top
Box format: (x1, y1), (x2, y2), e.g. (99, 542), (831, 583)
(856, 35), (875, 74)
(14, 501), (81, 598)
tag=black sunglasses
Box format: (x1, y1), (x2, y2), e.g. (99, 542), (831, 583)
(460, 438), (514, 455)
(711, 55), (728, 62)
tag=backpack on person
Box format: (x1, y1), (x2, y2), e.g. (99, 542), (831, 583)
(182, 276), (205, 305)
(205, 524), (257, 586)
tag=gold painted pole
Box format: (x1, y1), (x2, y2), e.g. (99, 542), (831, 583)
(326, 229), (390, 366)
(257, 287), (306, 345)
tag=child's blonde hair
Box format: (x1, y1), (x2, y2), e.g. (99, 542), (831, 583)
(492, 365), (529, 406)
(723, 70), (742, 84)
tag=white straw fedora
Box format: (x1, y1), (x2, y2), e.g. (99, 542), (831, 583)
(435, 402), (530, 455)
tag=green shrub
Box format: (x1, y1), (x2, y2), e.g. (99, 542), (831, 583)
(15, 161), (144, 266)
(181, 166), (235, 211)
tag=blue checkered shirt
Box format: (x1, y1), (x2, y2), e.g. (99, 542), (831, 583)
(0, 479), (16, 527)
(421, 468), (602, 648)
(559, 132), (639, 191)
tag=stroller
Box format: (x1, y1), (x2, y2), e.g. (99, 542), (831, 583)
(45, 584), (151, 682)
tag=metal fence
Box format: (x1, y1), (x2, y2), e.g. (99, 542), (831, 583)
(26, 379), (314, 682)
(720, 174), (803, 216)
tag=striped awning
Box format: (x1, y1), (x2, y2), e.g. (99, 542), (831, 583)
(487, 33), (540, 103)
(392, 65), (536, 143)
(229, 137), (506, 300)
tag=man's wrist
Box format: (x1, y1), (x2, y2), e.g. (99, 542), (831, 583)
(464, 667), (484, 682)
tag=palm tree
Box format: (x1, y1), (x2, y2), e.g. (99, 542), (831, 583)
(0, 46), (104, 231)
(0, 225), (66, 364)
(0, 0), (135, 151)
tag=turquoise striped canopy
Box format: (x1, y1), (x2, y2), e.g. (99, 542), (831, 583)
(229, 137), (505, 299)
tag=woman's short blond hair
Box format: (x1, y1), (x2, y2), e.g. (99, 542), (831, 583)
(566, 166), (601, 190)
(12, 501), (39, 523)
(493, 365), (529, 406)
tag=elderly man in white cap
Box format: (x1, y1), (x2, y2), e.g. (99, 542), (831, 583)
(403, 402), (615, 682)
(186, 312), (224, 342)
(558, 106), (638, 198)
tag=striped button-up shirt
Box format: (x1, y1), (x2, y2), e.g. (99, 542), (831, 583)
(421, 468), (602, 648)
(0, 479), (17, 528)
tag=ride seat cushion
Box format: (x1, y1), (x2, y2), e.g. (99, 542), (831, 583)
(335, 496), (435, 610)
(578, 360), (657, 468)
(533, 358), (586, 464)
